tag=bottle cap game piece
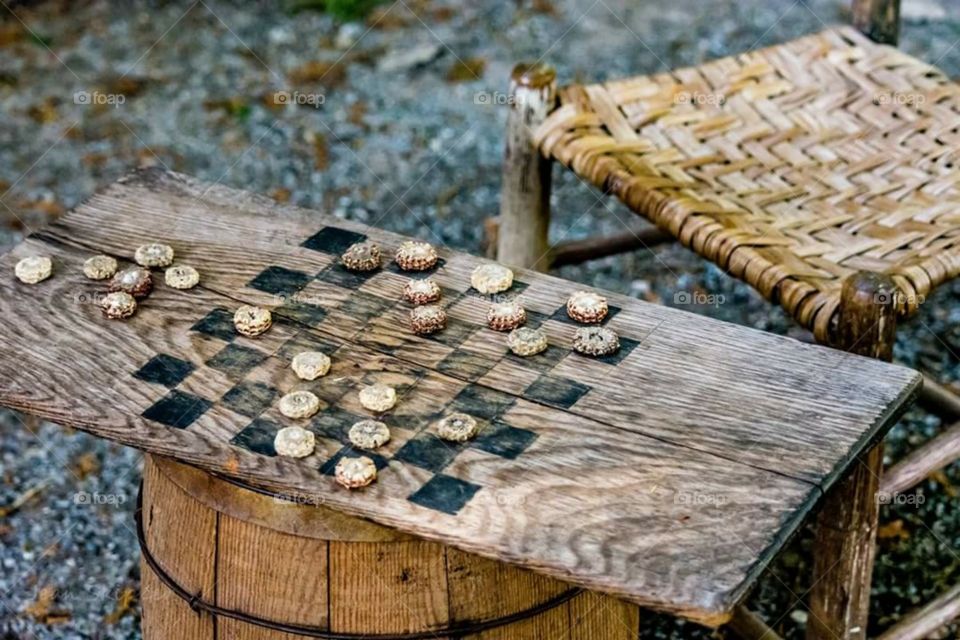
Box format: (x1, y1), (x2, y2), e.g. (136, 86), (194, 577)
(348, 420), (391, 450)
(291, 351), (331, 381)
(165, 265), (200, 289)
(134, 243), (175, 268)
(573, 326), (621, 357)
(566, 291), (608, 324)
(359, 384), (397, 412)
(487, 300), (526, 332)
(14, 256), (52, 284)
(335, 456), (378, 489)
(507, 327), (548, 357)
(100, 291), (137, 319)
(278, 390), (321, 419)
(274, 426), (316, 458)
(341, 241), (382, 272)
(410, 304), (446, 335)
(402, 278), (441, 305)
(437, 413), (479, 442)
(234, 305), (272, 337)
(395, 241), (439, 271)
(110, 267), (153, 299)
(83, 255), (118, 280)
(470, 264), (513, 294)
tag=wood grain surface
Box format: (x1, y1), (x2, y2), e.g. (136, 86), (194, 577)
(0, 169), (921, 625)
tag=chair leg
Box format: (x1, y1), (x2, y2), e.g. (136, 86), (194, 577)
(497, 63), (556, 272)
(807, 272), (898, 640)
(851, 0), (900, 45)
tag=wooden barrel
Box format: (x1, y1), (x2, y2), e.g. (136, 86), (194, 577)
(139, 454), (640, 639)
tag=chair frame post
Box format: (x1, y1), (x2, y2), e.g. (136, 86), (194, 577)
(498, 63), (557, 272)
(807, 271), (898, 640)
(852, 0), (900, 45)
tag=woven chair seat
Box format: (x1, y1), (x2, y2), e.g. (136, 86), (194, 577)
(535, 27), (960, 341)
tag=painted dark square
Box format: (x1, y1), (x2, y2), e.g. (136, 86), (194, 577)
(472, 422), (538, 459)
(302, 226), (367, 254)
(437, 349), (497, 382)
(316, 263), (378, 288)
(585, 336), (641, 365)
(142, 390), (212, 429)
(221, 381), (278, 418)
(504, 345), (568, 374)
(389, 413), (437, 432)
(466, 280), (529, 301)
(549, 303), (622, 326)
(319, 446), (389, 476)
(230, 418), (282, 456)
(408, 475), (480, 515)
(450, 385), (516, 420)
(524, 309), (550, 329)
(424, 317), (478, 349)
(385, 257), (446, 276)
(523, 374), (591, 409)
(312, 407), (365, 443)
(393, 433), (462, 473)
(278, 300), (328, 326)
(207, 344), (268, 379)
(248, 266), (312, 296)
(338, 292), (396, 323)
(191, 307), (236, 341)
(133, 354), (195, 388)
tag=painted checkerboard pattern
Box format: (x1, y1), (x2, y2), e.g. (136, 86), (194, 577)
(136, 225), (644, 515)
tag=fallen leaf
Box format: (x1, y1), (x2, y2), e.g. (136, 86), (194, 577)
(288, 60), (347, 88)
(347, 100), (367, 127)
(0, 23), (24, 47)
(27, 98), (58, 125)
(877, 519), (909, 541)
(312, 133), (329, 170)
(23, 586), (71, 625)
(532, 0), (558, 15)
(930, 470), (957, 497)
(71, 452), (100, 480)
(103, 586), (137, 625)
(446, 57), (486, 83)
(271, 187), (291, 203)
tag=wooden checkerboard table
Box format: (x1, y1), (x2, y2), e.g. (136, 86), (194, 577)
(0, 169), (920, 638)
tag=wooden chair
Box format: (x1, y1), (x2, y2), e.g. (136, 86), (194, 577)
(497, 1), (960, 638)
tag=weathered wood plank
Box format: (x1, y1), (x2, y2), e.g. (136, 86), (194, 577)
(0, 169), (921, 624)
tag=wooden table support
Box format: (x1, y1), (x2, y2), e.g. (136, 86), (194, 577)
(807, 272), (898, 640)
(140, 454), (640, 639)
(497, 63), (556, 272)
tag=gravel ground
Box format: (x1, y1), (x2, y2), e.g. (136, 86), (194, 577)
(1, 0), (959, 638)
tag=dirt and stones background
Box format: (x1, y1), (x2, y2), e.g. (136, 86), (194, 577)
(1, 0), (959, 638)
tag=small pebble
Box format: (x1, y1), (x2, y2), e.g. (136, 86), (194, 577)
(134, 243), (175, 268)
(335, 456), (377, 489)
(358, 384), (397, 412)
(14, 256), (52, 284)
(278, 390), (321, 419)
(348, 420), (391, 450)
(291, 351), (331, 380)
(165, 265), (200, 289)
(83, 255), (117, 280)
(100, 291), (137, 319)
(471, 264), (513, 294)
(234, 305), (272, 337)
(274, 426), (316, 458)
